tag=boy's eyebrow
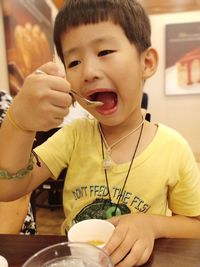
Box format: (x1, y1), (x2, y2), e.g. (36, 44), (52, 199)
(63, 47), (79, 58)
(63, 36), (118, 58)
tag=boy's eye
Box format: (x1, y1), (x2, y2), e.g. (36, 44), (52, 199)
(68, 60), (81, 68)
(98, 50), (114, 57)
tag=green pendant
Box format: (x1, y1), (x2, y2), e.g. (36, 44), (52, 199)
(106, 206), (121, 218)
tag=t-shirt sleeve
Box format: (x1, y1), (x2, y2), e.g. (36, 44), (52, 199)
(34, 123), (75, 179)
(168, 142), (200, 216)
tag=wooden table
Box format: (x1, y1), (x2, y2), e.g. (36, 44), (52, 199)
(0, 234), (200, 267)
(0, 234), (66, 267)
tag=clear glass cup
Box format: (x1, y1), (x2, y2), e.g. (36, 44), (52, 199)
(22, 241), (113, 267)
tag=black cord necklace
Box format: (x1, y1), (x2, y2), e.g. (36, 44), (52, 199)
(100, 122), (144, 218)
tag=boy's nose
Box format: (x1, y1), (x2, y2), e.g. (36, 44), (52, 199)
(83, 60), (101, 83)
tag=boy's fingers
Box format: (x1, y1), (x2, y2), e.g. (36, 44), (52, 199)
(34, 61), (66, 78)
(107, 216), (120, 226)
(104, 218), (125, 256)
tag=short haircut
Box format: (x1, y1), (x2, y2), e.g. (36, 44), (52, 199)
(54, 0), (151, 64)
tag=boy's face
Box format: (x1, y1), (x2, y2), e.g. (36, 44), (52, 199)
(61, 21), (155, 126)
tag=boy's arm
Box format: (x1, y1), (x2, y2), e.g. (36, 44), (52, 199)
(0, 111), (54, 200)
(0, 194), (30, 234)
(154, 214), (200, 239)
(0, 62), (71, 201)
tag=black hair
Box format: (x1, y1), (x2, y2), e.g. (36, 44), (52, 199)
(54, 0), (151, 64)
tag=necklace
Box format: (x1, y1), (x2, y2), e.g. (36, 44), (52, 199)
(98, 116), (145, 170)
(100, 122), (144, 218)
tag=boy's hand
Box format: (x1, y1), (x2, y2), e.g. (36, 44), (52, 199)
(10, 62), (72, 131)
(104, 213), (156, 266)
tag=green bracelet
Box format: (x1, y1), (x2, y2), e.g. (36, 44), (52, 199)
(0, 153), (34, 180)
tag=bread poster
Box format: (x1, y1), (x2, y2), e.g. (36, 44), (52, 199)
(165, 22), (200, 95)
(2, 0), (54, 96)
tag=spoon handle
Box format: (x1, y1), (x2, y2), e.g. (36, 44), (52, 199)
(70, 89), (103, 107)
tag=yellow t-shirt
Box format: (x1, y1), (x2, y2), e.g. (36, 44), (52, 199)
(35, 118), (200, 231)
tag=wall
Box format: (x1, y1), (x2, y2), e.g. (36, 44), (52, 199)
(0, 2), (199, 153)
(0, 2), (9, 91)
(145, 10), (200, 154)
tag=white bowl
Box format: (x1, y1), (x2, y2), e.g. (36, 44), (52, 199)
(68, 219), (115, 248)
(0, 255), (8, 267)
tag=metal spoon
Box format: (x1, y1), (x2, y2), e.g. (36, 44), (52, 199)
(70, 89), (103, 108)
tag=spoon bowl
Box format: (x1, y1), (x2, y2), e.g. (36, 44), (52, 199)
(70, 89), (103, 108)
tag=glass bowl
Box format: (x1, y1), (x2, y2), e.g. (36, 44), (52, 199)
(22, 241), (113, 267)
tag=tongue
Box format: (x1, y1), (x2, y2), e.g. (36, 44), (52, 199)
(95, 92), (117, 109)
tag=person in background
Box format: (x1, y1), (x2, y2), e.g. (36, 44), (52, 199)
(0, 90), (36, 234)
(0, 1), (200, 266)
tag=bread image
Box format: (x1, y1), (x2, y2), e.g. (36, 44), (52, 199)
(14, 22), (52, 77)
(14, 25), (32, 76)
(176, 48), (200, 87)
(7, 22), (52, 95)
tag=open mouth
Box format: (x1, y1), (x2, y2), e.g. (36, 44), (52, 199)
(89, 91), (118, 110)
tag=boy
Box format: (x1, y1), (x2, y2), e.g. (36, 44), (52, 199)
(0, 0), (200, 266)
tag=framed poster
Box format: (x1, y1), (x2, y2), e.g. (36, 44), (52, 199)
(2, 0), (54, 96)
(165, 22), (200, 95)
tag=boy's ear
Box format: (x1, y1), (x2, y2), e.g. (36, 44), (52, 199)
(141, 47), (159, 80)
